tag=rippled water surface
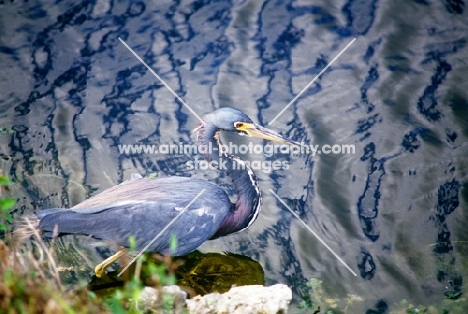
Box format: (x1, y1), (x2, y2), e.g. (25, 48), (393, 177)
(1, 0), (468, 312)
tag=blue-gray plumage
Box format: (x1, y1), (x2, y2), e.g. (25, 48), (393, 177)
(34, 107), (301, 277)
(38, 177), (231, 255)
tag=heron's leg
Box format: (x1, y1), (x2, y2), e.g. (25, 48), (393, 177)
(94, 248), (128, 278)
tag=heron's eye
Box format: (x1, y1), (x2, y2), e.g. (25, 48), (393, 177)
(234, 122), (244, 128)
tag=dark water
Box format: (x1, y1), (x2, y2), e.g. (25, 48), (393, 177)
(1, 0), (468, 312)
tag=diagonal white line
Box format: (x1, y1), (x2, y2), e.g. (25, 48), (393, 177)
(268, 38), (356, 125)
(269, 189), (358, 277)
(118, 37), (205, 125)
(117, 189), (206, 277)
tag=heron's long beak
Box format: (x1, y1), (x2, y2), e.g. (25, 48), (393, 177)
(237, 123), (305, 148)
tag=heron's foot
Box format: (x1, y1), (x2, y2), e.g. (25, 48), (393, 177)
(93, 248), (128, 278)
(94, 263), (106, 278)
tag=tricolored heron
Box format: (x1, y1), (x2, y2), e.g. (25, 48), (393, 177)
(32, 107), (300, 277)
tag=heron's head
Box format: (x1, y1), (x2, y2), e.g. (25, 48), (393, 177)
(202, 107), (300, 145)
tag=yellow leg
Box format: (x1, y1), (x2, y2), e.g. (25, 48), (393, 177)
(94, 248), (128, 278)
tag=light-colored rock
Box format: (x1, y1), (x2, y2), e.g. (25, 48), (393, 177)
(139, 285), (187, 313)
(186, 284), (292, 314)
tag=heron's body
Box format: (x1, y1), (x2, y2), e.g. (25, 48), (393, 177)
(38, 176), (233, 255)
(33, 107), (299, 277)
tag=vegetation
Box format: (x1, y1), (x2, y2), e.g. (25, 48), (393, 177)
(0, 174), (185, 313)
(0, 235), (185, 313)
(0, 174), (15, 234)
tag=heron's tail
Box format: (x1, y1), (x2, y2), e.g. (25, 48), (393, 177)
(14, 209), (66, 243)
(36, 208), (80, 237)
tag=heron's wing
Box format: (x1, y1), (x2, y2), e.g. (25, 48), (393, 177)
(40, 198), (231, 255)
(71, 176), (227, 211)
(39, 176), (233, 255)
(70, 200), (148, 214)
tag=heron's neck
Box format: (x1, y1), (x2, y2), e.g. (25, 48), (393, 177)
(196, 125), (261, 238)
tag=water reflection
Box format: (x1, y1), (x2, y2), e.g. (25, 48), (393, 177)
(1, 0), (468, 312)
(87, 250), (264, 298)
(173, 251), (264, 295)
